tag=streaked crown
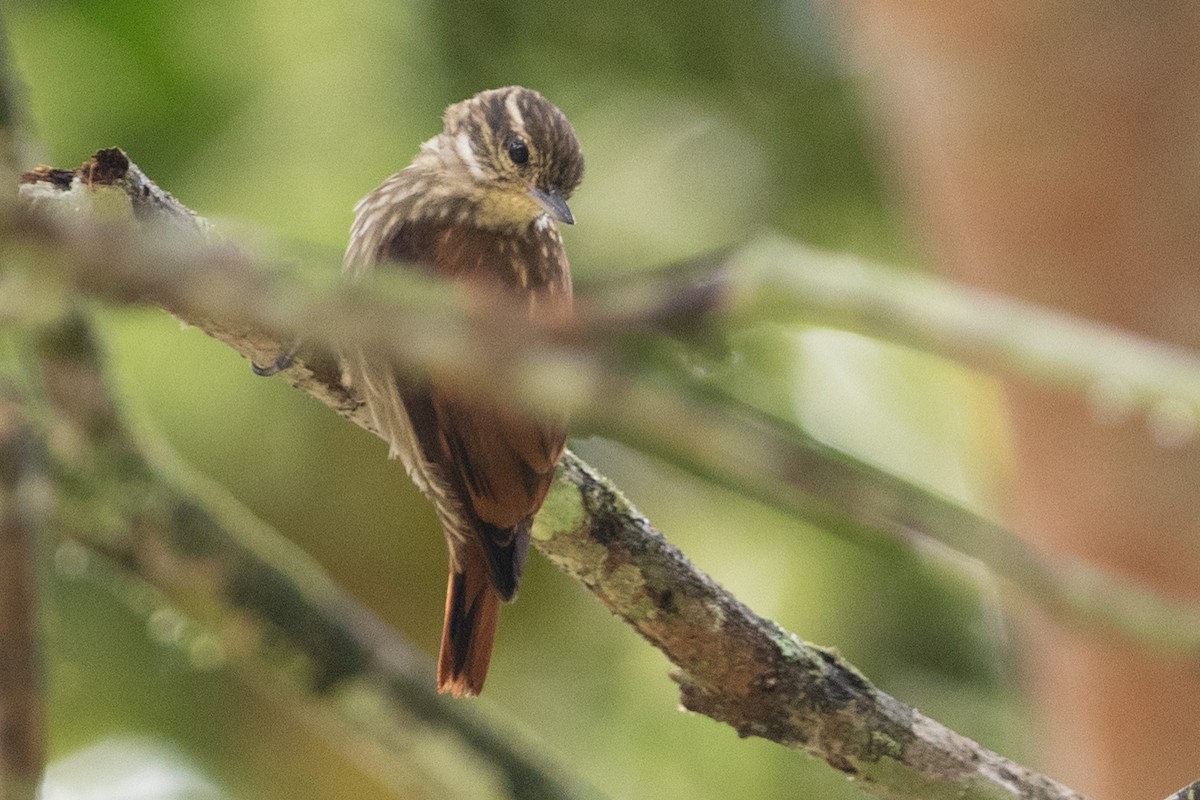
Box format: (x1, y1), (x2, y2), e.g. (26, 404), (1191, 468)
(442, 87), (584, 201)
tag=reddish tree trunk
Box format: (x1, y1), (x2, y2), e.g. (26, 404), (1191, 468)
(835, 3), (1200, 798)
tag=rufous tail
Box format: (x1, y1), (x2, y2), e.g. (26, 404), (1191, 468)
(437, 546), (502, 697)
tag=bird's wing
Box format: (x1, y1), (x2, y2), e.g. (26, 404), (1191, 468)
(430, 388), (565, 529)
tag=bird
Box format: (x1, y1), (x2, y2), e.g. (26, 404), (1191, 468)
(339, 86), (584, 697)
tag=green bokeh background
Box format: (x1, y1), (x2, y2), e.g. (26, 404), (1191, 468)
(6, 1), (1027, 797)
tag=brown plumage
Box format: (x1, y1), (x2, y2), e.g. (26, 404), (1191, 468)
(341, 87), (584, 697)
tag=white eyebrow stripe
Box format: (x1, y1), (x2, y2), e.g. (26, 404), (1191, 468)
(505, 91), (526, 136)
(454, 131), (485, 180)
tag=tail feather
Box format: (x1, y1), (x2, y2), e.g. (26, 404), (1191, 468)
(476, 519), (531, 601)
(437, 547), (502, 697)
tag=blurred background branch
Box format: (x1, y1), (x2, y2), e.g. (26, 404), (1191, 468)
(587, 239), (1200, 423)
(719, 240), (1200, 424)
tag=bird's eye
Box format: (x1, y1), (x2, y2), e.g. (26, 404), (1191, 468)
(507, 136), (530, 165)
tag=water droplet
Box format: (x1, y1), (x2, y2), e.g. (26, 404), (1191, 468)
(1086, 378), (1135, 426)
(1148, 397), (1197, 448)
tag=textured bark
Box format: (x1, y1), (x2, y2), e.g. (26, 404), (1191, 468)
(539, 454), (1083, 799)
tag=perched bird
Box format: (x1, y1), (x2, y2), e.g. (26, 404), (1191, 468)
(340, 87), (584, 697)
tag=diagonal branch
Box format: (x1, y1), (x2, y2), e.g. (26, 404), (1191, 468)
(8, 147), (1190, 798)
(540, 452), (1083, 798)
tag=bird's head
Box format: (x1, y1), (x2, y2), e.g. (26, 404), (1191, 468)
(420, 86), (584, 230)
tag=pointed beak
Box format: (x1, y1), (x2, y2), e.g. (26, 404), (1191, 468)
(530, 186), (574, 225)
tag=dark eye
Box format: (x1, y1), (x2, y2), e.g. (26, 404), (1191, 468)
(507, 136), (529, 165)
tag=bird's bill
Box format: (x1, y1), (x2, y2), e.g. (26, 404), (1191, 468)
(529, 186), (574, 225)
